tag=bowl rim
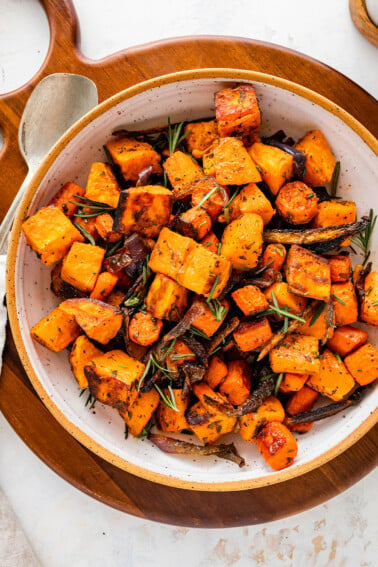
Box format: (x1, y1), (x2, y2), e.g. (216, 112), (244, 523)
(6, 67), (378, 492)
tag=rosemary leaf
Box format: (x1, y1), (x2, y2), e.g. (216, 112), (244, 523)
(330, 161), (340, 197)
(74, 222), (96, 245)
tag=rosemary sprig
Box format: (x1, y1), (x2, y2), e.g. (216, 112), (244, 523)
(70, 194), (116, 219)
(84, 391), (96, 410)
(208, 298), (228, 322)
(334, 352), (343, 364)
(274, 373), (284, 396)
(142, 255), (151, 286)
(350, 209), (376, 265)
(137, 355), (153, 391)
(330, 161), (340, 197)
(193, 186), (219, 210)
(166, 118), (191, 155)
(189, 326), (211, 340)
(137, 419), (154, 438)
(258, 291), (306, 324)
(74, 222), (96, 245)
(161, 338), (177, 360)
(331, 293), (346, 306)
(171, 353), (196, 360)
(206, 275), (220, 303)
(105, 240), (123, 258)
(124, 294), (141, 308)
(154, 384), (179, 412)
(222, 190), (240, 223)
(124, 423), (129, 439)
(309, 301), (326, 327)
(253, 259), (274, 275)
(137, 353), (177, 392)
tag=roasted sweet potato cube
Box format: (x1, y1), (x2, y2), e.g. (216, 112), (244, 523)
(61, 242), (105, 293)
(189, 401), (237, 445)
(294, 129), (336, 186)
(156, 389), (189, 433)
(190, 297), (229, 337)
(119, 389), (160, 437)
(221, 213), (263, 270)
(85, 350), (144, 410)
(89, 272), (118, 302)
(177, 244), (231, 298)
(184, 119), (219, 157)
(165, 340), (195, 371)
(30, 306), (81, 352)
(326, 325), (368, 357)
(95, 213), (122, 243)
(22, 206), (84, 266)
(256, 421), (298, 470)
(48, 181), (85, 217)
(227, 182), (274, 225)
(307, 349), (355, 401)
(312, 200), (356, 231)
(279, 373), (309, 393)
(148, 227), (196, 280)
(269, 334), (320, 375)
(286, 385), (319, 415)
(50, 262), (87, 300)
(146, 273), (188, 321)
(203, 137), (262, 185)
(74, 216), (99, 242)
(233, 318), (273, 352)
(264, 282), (308, 318)
(285, 245), (331, 302)
(344, 343), (378, 386)
(204, 355), (228, 390)
(190, 177), (229, 220)
(85, 162), (120, 208)
(331, 281), (358, 326)
(360, 271), (378, 326)
(114, 185), (172, 238)
(60, 298), (123, 344)
(200, 231), (220, 254)
(69, 335), (103, 389)
(232, 284), (269, 316)
(105, 137), (162, 183)
(297, 301), (334, 343)
(248, 142), (294, 195)
(239, 396), (285, 443)
(326, 254), (352, 283)
(215, 83), (261, 141)
(219, 360), (251, 405)
(176, 207), (212, 240)
(163, 150), (204, 196)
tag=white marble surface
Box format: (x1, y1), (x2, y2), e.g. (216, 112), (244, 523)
(0, 0), (377, 565)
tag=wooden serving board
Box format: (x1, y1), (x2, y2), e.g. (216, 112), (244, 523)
(0, 0), (377, 527)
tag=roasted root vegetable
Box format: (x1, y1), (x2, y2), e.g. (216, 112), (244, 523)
(260, 244), (286, 273)
(256, 421), (298, 470)
(307, 349), (355, 401)
(183, 120), (219, 157)
(85, 162), (120, 208)
(248, 142), (293, 195)
(188, 401), (237, 445)
(312, 200), (356, 238)
(128, 312), (163, 346)
(146, 273), (188, 321)
(203, 137), (262, 185)
(148, 227), (196, 281)
(327, 254), (352, 283)
(95, 213), (122, 243)
(331, 281), (358, 326)
(360, 271), (378, 326)
(285, 245), (331, 302)
(215, 83), (261, 141)
(294, 129), (336, 186)
(61, 242), (105, 293)
(232, 284), (269, 316)
(89, 271), (118, 302)
(204, 356), (228, 389)
(156, 389), (189, 433)
(163, 150), (204, 196)
(48, 181), (85, 217)
(31, 306), (81, 352)
(119, 389), (160, 436)
(22, 206), (84, 265)
(190, 296), (229, 337)
(326, 325), (368, 357)
(264, 282), (308, 318)
(221, 213), (263, 270)
(233, 318), (273, 352)
(275, 181), (318, 225)
(344, 343), (378, 385)
(269, 334), (320, 375)
(114, 186), (172, 238)
(60, 298), (123, 344)
(226, 183), (274, 226)
(219, 360), (251, 405)
(105, 137), (162, 183)
(176, 206), (212, 240)
(190, 177), (229, 220)
(239, 396), (285, 442)
(200, 231), (220, 254)
(285, 386), (319, 416)
(279, 373), (309, 394)
(69, 335), (103, 389)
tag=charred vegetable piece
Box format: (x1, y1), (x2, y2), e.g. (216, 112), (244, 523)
(203, 137), (261, 185)
(360, 271), (378, 326)
(187, 401), (237, 445)
(215, 83), (261, 142)
(225, 183), (275, 226)
(163, 150), (204, 196)
(190, 296), (229, 337)
(344, 343), (378, 386)
(165, 340), (195, 371)
(307, 349), (355, 401)
(256, 421), (298, 470)
(148, 227), (196, 281)
(30, 306), (81, 353)
(128, 312), (163, 346)
(264, 282), (308, 318)
(105, 137), (162, 183)
(259, 137), (305, 180)
(50, 262), (87, 300)
(208, 316), (240, 356)
(69, 335), (103, 389)
(48, 181), (85, 217)
(190, 177), (229, 220)
(275, 181), (319, 225)
(326, 254), (352, 283)
(176, 207), (212, 240)
(239, 396), (285, 443)
(232, 284), (269, 316)
(60, 298), (123, 344)
(95, 213), (122, 243)
(221, 213), (263, 270)
(285, 392), (363, 425)
(114, 186), (172, 238)
(61, 242), (105, 293)
(285, 245), (331, 302)
(22, 206), (85, 266)
(312, 200), (356, 246)
(85, 162), (120, 208)
(156, 389), (189, 432)
(119, 389), (160, 437)
(85, 350), (144, 410)
(146, 273), (188, 322)
(294, 129), (336, 186)
(248, 142), (294, 195)
(183, 120), (219, 157)
(269, 334), (320, 375)
(204, 356), (228, 389)
(219, 360), (251, 405)
(233, 318), (273, 352)
(149, 434), (245, 467)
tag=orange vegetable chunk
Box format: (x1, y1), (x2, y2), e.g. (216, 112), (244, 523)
(264, 282), (308, 318)
(203, 137), (262, 185)
(219, 360), (251, 405)
(285, 244), (331, 302)
(48, 181), (85, 217)
(221, 213), (263, 270)
(156, 389), (189, 433)
(146, 273), (188, 322)
(269, 334), (320, 375)
(331, 282), (358, 326)
(360, 271), (378, 326)
(233, 318), (273, 352)
(89, 271), (118, 302)
(129, 312), (163, 346)
(307, 349), (355, 401)
(119, 389), (160, 437)
(190, 177), (229, 220)
(85, 162), (120, 208)
(177, 206), (212, 240)
(239, 396), (285, 443)
(163, 150), (204, 196)
(327, 254), (352, 283)
(95, 213), (122, 243)
(297, 301), (334, 343)
(204, 356), (228, 389)
(286, 385), (319, 416)
(312, 200), (356, 229)
(227, 182), (275, 226)
(215, 83), (261, 141)
(344, 343), (378, 386)
(279, 373), (309, 393)
(294, 129), (336, 186)
(326, 325), (368, 357)
(188, 401), (237, 445)
(61, 242), (105, 293)
(275, 181), (319, 225)
(105, 137), (162, 183)
(232, 284), (269, 316)
(261, 244), (286, 273)
(22, 206), (84, 266)
(60, 298), (123, 344)
(184, 120), (219, 157)
(148, 227), (196, 281)
(190, 297), (229, 337)
(69, 335), (103, 389)
(30, 306), (81, 353)
(248, 142), (294, 195)
(256, 421), (298, 470)
(200, 231), (220, 254)
(165, 340), (195, 371)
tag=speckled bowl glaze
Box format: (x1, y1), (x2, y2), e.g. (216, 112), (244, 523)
(6, 69), (378, 491)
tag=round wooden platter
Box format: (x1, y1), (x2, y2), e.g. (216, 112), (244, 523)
(0, 0), (377, 528)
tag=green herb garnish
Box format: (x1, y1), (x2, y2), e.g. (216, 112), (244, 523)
(166, 118), (191, 155)
(350, 209), (377, 265)
(74, 222), (96, 246)
(330, 161), (340, 197)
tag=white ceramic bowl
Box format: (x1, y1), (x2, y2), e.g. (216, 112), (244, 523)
(7, 69), (378, 491)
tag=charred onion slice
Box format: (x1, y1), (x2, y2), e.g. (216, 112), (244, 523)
(355, 261), (372, 306)
(286, 391), (363, 424)
(257, 301), (319, 361)
(263, 218), (370, 246)
(162, 302), (204, 343)
(203, 377), (275, 418)
(149, 434), (245, 467)
(261, 137), (306, 178)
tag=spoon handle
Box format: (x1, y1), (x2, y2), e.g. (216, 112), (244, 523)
(0, 170), (33, 254)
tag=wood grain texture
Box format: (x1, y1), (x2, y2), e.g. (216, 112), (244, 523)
(0, 0), (377, 527)
(350, 0), (378, 47)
